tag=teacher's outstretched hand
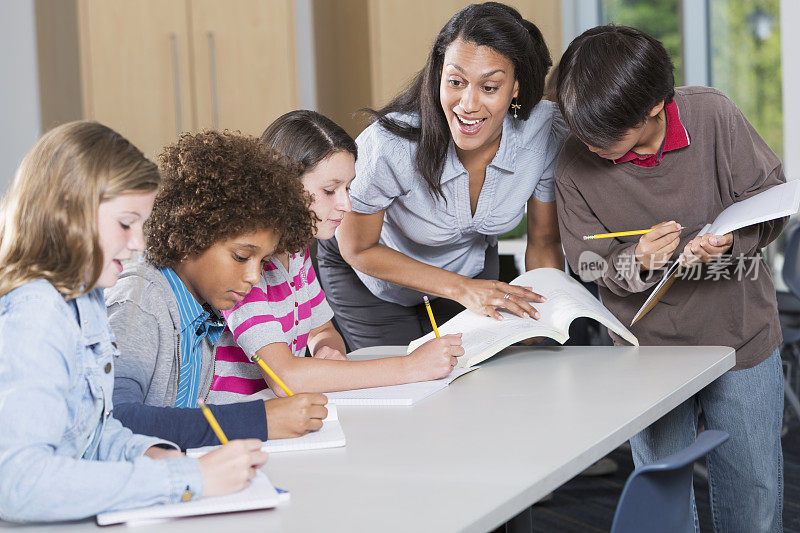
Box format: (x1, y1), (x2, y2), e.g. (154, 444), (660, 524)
(455, 278), (545, 320)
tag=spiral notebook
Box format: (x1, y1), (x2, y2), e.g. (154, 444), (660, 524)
(186, 404), (345, 457)
(96, 471), (278, 525)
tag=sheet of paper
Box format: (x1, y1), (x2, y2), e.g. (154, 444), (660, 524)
(633, 181), (800, 324)
(707, 180), (800, 236)
(324, 367), (477, 406)
(96, 471), (278, 525)
(186, 405), (345, 457)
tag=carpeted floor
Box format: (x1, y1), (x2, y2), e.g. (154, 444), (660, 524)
(531, 420), (800, 532)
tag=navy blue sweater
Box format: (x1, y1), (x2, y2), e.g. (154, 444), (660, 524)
(113, 400), (268, 451)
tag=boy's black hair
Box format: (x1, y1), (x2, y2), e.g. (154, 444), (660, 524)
(557, 25), (675, 149)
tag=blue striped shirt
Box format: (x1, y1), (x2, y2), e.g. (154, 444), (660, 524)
(160, 267), (224, 408)
(346, 100), (567, 306)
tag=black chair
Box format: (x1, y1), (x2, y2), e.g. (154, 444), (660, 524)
(611, 430), (729, 533)
(778, 223), (800, 422)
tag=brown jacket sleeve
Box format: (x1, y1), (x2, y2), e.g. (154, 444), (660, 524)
(725, 105), (788, 258)
(555, 175), (657, 297)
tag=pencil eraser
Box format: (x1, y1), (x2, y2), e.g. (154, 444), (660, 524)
(423, 295), (429, 302)
(582, 236), (588, 240)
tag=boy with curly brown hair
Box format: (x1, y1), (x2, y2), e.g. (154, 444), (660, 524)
(105, 130), (329, 450)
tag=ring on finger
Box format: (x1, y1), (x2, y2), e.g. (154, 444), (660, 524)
(503, 292), (511, 300)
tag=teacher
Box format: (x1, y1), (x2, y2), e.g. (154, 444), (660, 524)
(317, 2), (566, 349)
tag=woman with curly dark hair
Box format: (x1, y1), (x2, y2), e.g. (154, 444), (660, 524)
(207, 110), (463, 400)
(104, 130), (329, 450)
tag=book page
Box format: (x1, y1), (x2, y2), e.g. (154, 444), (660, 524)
(707, 180), (800, 236)
(511, 268), (637, 346)
(408, 269), (637, 367)
(97, 471), (278, 525)
(186, 405), (345, 457)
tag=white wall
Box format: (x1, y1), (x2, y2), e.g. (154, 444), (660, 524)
(294, 0), (317, 111)
(0, 0), (40, 193)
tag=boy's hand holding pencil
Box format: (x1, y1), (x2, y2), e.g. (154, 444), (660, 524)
(633, 221), (683, 271)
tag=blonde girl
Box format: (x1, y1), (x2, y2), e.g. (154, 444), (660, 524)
(0, 121), (266, 522)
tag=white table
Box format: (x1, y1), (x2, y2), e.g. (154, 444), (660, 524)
(1, 345), (734, 533)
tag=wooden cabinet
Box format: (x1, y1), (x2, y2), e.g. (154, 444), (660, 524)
(37, 0), (297, 160)
(77, 0), (194, 159)
(190, 0), (297, 134)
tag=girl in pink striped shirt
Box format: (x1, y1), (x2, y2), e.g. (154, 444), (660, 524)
(208, 111), (462, 401)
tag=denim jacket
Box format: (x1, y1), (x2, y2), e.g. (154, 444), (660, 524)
(0, 280), (203, 522)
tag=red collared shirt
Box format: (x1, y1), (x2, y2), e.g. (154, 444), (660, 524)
(613, 99), (690, 167)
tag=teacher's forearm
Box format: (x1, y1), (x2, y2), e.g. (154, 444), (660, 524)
(341, 243), (469, 300)
(525, 241), (564, 271)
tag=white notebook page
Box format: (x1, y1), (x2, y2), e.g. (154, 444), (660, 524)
(96, 471), (278, 525)
(186, 404), (345, 457)
(324, 367), (477, 406)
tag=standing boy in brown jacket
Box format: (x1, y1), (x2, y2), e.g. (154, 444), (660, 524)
(555, 25), (785, 532)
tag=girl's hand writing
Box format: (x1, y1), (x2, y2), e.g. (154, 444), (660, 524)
(406, 334), (464, 381)
(264, 393), (328, 439)
(198, 439), (269, 498)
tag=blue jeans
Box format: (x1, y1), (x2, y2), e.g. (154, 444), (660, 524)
(630, 348), (784, 533)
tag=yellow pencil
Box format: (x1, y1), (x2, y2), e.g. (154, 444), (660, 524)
(423, 295), (440, 338)
(250, 352), (294, 396)
(583, 229), (654, 240)
(196, 399), (228, 444)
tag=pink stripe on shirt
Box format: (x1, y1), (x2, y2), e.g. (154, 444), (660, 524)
(214, 345), (251, 363)
(225, 282), (293, 315)
(298, 289), (326, 321)
(295, 332), (309, 352)
(210, 374), (266, 395)
(232, 311), (294, 340)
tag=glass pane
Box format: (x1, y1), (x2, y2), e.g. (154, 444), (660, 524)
(601, 0), (683, 85)
(710, 0), (783, 159)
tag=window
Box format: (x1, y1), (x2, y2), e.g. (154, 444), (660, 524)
(710, 0), (783, 159)
(601, 0), (683, 85)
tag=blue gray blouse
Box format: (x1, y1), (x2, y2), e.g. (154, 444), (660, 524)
(346, 100), (567, 306)
(0, 280), (202, 522)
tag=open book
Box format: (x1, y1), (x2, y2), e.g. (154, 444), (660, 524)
(407, 268), (638, 369)
(186, 404), (345, 456)
(96, 471), (278, 525)
(631, 180), (800, 325)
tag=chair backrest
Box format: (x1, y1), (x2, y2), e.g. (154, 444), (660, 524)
(783, 223), (800, 299)
(610, 430), (729, 533)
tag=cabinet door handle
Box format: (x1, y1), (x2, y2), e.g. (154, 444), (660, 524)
(208, 32), (220, 129)
(170, 34), (183, 136)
